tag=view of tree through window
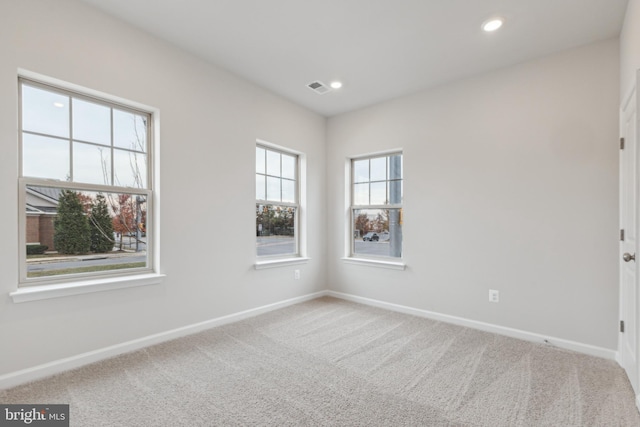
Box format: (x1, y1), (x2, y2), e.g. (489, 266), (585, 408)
(351, 153), (403, 258)
(20, 79), (152, 283)
(256, 145), (298, 257)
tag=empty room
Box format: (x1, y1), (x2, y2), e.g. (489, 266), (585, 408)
(2, 0), (640, 425)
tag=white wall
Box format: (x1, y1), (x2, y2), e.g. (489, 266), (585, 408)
(327, 39), (620, 350)
(621, 0), (640, 100)
(0, 0), (326, 376)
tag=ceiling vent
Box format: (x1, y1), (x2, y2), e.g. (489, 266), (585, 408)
(307, 81), (331, 95)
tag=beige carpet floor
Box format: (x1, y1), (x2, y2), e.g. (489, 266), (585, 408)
(2, 297), (639, 426)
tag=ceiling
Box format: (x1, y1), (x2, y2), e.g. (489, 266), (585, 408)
(79, 0), (629, 117)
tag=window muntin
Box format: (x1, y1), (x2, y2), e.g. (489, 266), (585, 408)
(351, 153), (403, 259)
(19, 78), (153, 285)
(256, 145), (298, 258)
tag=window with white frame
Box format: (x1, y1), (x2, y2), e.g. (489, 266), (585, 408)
(255, 144), (299, 258)
(19, 78), (154, 285)
(351, 153), (403, 258)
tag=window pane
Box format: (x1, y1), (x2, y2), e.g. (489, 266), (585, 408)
(256, 174), (266, 200)
(25, 186), (149, 278)
(389, 155), (402, 180)
(282, 179), (295, 203)
(389, 180), (402, 204)
(256, 147), (266, 174)
(266, 176), (281, 201)
(22, 85), (70, 138)
(353, 208), (402, 258)
(73, 142), (111, 185)
(256, 204), (295, 257)
(370, 157), (387, 181)
(114, 149), (147, 188)
(113, 109), (147, 152)
(370, 182), (387, 205)
(266, 150), (280, 177)
(281, 154), (295, 180)
(72, 98), (110, 145)
(354, 183), (369, 205)
(23, 133), (70, 180)
(353, 159), (369, 183)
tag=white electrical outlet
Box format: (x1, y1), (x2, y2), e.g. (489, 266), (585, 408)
(489, 289), (499, 303)
(294, 269), (300, 280)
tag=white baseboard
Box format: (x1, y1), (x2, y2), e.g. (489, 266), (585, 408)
(0, 290), (328, 390)
(1, 289), (617, 390)
(327, 291), (617, 361)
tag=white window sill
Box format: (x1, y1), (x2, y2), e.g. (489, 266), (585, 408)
(255, 257), (310, 270)
(10, 273), (166, 303)
(342, 257), (406, 270)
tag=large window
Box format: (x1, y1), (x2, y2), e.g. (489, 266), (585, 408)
(351, 153), (403, 259)
(256, 144), (299, 258)
(19, 78), (153, 285)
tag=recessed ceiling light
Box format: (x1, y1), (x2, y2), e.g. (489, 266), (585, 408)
(330, 81), (343, 89)
(482, 18), (503, 32)
(53, 102), (65, 108)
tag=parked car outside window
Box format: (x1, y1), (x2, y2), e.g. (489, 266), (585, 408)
(362, 232), (379, 241)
